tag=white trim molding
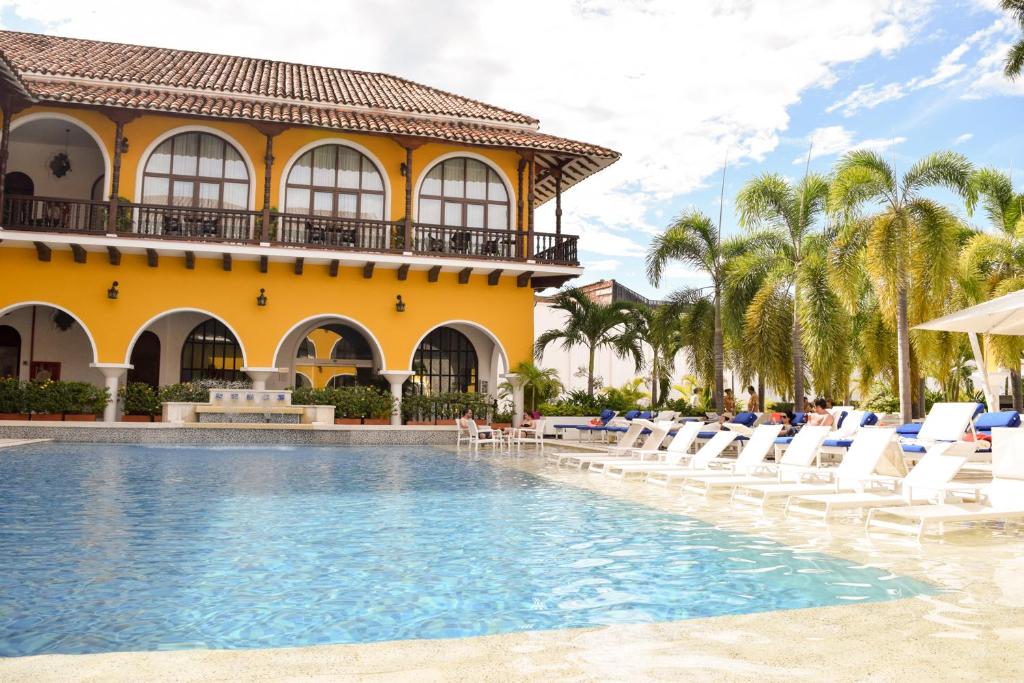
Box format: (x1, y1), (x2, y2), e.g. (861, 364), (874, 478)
(123, 307), (250, 367)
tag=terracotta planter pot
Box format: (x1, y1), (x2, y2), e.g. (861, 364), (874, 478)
(31, 414), (62, 421)
(0, 413), (30, 421)
(405, 420), (434, 426)
(435, 419), (458, 426)
(64, 414), (98, 422)
(362, 418), (390, 425)
(121, 414), (157, 422)
(492, 423), (512, 430)
(335, 418), (361, 425)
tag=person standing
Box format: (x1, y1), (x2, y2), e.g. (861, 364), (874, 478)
(746, 385), (759, 413)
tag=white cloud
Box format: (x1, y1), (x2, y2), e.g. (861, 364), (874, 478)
(953, 132), (974, 145)
(794, 126), (906, 163)
(2, 0), (933, 256)
(585, 259), (622, 272)
(826, 82), (906, 117)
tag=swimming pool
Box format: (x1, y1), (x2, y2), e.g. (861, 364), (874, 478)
(0, 444), (932, 656)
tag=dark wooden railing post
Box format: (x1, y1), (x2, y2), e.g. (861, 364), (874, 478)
(516, 158), (525, 233)
(403, 145), (413, 250)
(554, 167), (563, 236)
(0, 100), (10, 218)
(252, 123), (287, 243)
(527, 155), (536, 259)
(101, 109), (139, 234)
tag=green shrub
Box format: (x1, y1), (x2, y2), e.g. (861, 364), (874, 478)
(861, 384), (900, 414)
(663, 398), (708, 417)
(291, 385), (396, 420)
(119, 382), (161, 416)
(400, 392), (494, 422)
(766, 401), (795, 413)
(14, 380), (108, 415)
(158, 383), (208, 403)
(0, 377), (26, 413)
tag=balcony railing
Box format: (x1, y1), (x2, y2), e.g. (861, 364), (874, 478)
(0, 195), (579, 265)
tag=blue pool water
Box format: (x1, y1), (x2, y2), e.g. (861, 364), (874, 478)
(0, 444), (933, 656)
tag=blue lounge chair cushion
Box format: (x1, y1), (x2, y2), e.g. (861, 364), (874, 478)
(823, 438), (854, 448)
(793, 412), (807, 425)
(622, 410), (640, 420)
(974, 410), (1020, 433)
(860, 412), (879, 427)
(900, 443), (927, 453)
(733, 412), (757, 427)
(697, 431), (717, 439)
(896, 423), (921, 436)
(638, 411), (653, 419)
(774, 436), (794, 445)
(835, 411), (848, 429)
(599, 408), (616, 422)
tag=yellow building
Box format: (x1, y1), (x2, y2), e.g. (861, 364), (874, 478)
(0, 30), (618, 423)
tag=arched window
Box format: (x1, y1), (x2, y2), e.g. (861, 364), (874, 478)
(180, 318), (243, 382)
(297, 337), (317, 359)
(143, 132), (250, 209)
(418, 157), (509, 230)
(285, 145), (385, 220)
(408, 327), (478, 395)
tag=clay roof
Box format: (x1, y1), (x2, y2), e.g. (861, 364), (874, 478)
(0, 31), (620, 203)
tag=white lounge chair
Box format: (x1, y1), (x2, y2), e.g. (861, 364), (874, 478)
(866, 427), (1024, 539)
(598, 422), (705, 479)
(900, 402), (982, 460)
(673, 424), (783, 494)
(511, 419), (546, 454)
(785, 443), (967, 520)
(730, 428), (901, 509)
(465, 419), (502, 453)
(548, 421), (647, 466)
(586, 421), (675, 474)
(643, 431), (741, 487)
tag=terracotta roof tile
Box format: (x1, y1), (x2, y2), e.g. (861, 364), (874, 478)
(0, 30), (537, 126)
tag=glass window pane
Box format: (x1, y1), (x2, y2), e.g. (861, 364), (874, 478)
(312, 146), (335, 187)
(142, 176), (169, 204)
(337, 193), (357, 218)
(488, 171), (507, 202)
(172, 181), (194, 206)
(337, 147), (360, 189)
(171, 133), (198, 176)
(289, 152), (312, 185)
(198, 135), (224, 177)
(443, 201), (462, 226)
(198, 183), (220, 208)
(361, 194), (384, 220)
(419, 198), (441, 224)
(147, 139), (172, 174)
(422, 166), (443, 196)
(466, 160), (487, 199)
(313, 192), (333, 216)
(222, 183), (247, 210)
(224, 145), (247, 180)
(361, 159), (383, 191)
(285, 187), (310, 213)
(487, 204), (508, 230)
(443, 160), (465, 198)
(466, 204), (484, 228)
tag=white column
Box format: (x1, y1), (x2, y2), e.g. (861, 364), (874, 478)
(380, 371), (414, 426)
(501, 373), (524, 427)
(242, 367), (280, 391)
(90, 363), (133, 423)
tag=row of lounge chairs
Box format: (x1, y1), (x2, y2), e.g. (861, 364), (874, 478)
(542, 403), (1024, 540)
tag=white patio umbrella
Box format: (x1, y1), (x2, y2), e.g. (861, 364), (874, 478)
(914, 288), (1024, 411)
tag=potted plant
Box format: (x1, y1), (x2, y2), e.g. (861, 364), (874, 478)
(60, 381), (108, 421)
(402, 394), (433, 425)
(0, 378), (29, 420)
(120, 382), (162, 422)
(360, 386), (396, 425)
(26, 379), (62, 420)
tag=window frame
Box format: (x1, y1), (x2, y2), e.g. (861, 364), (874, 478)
(408, 327), (479, 395)
(284, 144), (386, 221)
(179, 318), (244, 383)
(417, 157), (510, 230)
(142, 132), (250, 210)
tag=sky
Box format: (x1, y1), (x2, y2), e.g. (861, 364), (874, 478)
(2, 0), (1022, 298)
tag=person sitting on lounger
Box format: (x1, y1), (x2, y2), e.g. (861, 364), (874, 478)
(717, 389), (736, 423)
(459, 409), (475, 428)
(805, 398), (834, 427)
(778, 411), (797, 436)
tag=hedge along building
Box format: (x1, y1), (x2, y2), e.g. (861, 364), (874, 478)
(0, 30), (618, 424)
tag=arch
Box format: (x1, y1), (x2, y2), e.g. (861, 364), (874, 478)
(0, 324), (21, 378)
(405, 320), (509, 373)
(123, 308), (249, 367)
(0, 301), (99, 364)
(133, 125), (257, 209)
(294, 371), (313, 389)
(412, 152), (514, 224)
(10, 112), (113, 199)
(127, 330), (160, 387)
(180, 318), (244, 382)
(277, 137), (392, 220)
(272, 313), (387, 371)
(4, 171), (34, 196)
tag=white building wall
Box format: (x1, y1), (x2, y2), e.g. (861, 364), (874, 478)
(7, 139), (105, 200)
(0, 306), (103, 384)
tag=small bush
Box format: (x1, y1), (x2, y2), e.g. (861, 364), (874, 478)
(291, 385), (396, 420)
(0, 377), (26, 413)
(662, 398), (708, 417)
(119, 382), (162, 416)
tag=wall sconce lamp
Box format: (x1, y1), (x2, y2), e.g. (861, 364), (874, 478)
(395, 294), (406, 313)
(256, 288), (267, 306)
(107, 281), (119, 300)
(400, 162), (408, 177)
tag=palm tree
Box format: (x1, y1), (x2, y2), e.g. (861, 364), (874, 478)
(534, 289), (642, 397)
(961, 167), (1024, 407)
(1003, 0), (1024, 79)
(734, 172), (846, 402)
(829, 150), (975, 422)
(498, 361), (563, 414)
(623, 303), (685, 406)
(647, 209), (749, 411)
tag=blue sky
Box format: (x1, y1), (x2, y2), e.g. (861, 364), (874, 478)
(2, 1), (1021, 298)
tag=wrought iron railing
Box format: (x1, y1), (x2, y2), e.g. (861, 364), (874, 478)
(1, 195), (579, 264)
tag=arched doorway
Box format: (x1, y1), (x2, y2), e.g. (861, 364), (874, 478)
(180, 318), (244, 382)
(0, 325), (21, 378)
(127, 331), (161, 387)
(285, 321), (382, 389)
(407, 327), (479, 395)
(4, 171), (34, 196)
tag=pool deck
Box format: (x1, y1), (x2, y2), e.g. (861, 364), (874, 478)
(3, 446), (1024, 682)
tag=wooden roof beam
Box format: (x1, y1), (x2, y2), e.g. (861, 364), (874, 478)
(517, 271), (534, 288)
(397, 263), (410, 281)
(487, 269), (502, 286)
(294, 257), (304, 275)
(328, 259), (339, 277)
(458, 267), (472, 284)
(427, 265), (441, 282)
(222, 253), (232, 271)
(107, 246), (121, 266)
(146, 248), (158, 268)
(184, 251), (195, 269)
(363, 262), (375, 279)
(70, 243), (86, 263)
(33, 241), (51, 262)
